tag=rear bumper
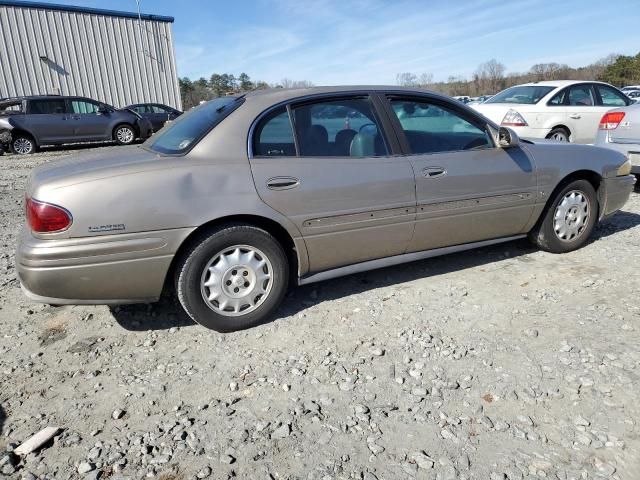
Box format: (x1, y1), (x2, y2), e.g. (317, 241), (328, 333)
(594, 136), (640, 174)
(16, 227), (193, 305)
(600, 175), (636, 220)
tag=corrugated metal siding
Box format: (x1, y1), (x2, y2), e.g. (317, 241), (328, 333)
(0, 4), (181, 109)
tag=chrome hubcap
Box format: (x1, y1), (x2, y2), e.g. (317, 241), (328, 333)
(116, 127), (134, 143)
(550, 132), (568, 142)
(554, 190), (589, 241)
(200, 245), (273, 317)
(14, 138), (33, 154)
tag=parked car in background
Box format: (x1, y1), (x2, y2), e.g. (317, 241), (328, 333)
(624, 90), (640, 102)
(467, 95), (493, 106)
(125, 103), (182, 132)
(621, 85), (640, 93)
(595, 102), (640, 175)
(472, 81), (632, 143)
(0, 96), (152, 154)
(16, 86), (634, 332)
(453, 95), (471, 104)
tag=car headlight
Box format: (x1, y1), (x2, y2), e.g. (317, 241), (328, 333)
(617, 159), (632, 176)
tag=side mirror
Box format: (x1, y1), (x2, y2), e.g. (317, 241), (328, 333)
(98, 105), (110, 115)
(487, 125), (519, 148)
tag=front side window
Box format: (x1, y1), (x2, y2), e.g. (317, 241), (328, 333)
(389, 98), (492, 154)
(29, 99), (66, 114)
(597, 85), (628, 106)
(146, 96), (243, 155)
(486, 86), (555, 105)
(291, 97), (388, 157)
(71, 99), (100, 114)
(253, 106), (296, 157)
(568, 85), (595, 106)
(548, 89), (567, 106)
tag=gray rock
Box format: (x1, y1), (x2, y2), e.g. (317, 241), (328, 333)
(112, 409), (125, 420)
(197, 465), (212, 478)
(77, 462), (95, 474)
(271, 423), (291, 439)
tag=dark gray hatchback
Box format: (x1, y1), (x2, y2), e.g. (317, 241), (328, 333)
(0, 95), (152, 154)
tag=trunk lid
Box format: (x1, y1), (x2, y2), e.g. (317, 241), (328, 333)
(28, 146), (161, 196)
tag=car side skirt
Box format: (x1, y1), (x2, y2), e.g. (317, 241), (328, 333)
(298, 234), (526, 286)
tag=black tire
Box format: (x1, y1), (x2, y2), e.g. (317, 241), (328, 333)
(11, 133), (37, 154)
(113, 124), (136, 145)
(175, 224), (289, 332)
(528, 179), (598, 253)
(546, 127), (570, 142)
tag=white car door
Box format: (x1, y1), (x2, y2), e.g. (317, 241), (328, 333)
(565, 84), (602, 143)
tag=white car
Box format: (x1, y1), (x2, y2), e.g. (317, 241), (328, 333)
(472, 80), (632, 143)
(625, 90), (640, 102)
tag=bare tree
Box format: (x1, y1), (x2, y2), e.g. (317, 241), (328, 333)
(279, 78), (314, 89)
(475, 59), (506, 93)
(396, 72), (418, 86)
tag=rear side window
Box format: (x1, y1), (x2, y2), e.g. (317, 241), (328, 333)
(29, 99), (66, 114)
(147, 96), (243, 155)
(253, 106), (296, 156)
(548, 89), (567, 106)
(568, 85), (595, 106)
(291, 97), (388, 157)
(597, 85), (628, 106)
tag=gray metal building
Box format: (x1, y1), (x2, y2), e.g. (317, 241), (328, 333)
(0, 0), (181, 109)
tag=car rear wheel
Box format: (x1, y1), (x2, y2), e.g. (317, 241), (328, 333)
(546, 127), (570, 142)
(175, 224), (289, 332)
(528, 179), (597, 253)
(114, 124), (136, 145)
(11, 134), (36, 154)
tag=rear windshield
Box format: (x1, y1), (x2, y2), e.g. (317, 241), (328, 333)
(146, 96), (243, 154)
(486, 86), (555, 105)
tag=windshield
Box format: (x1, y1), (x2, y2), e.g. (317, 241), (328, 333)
(146, 96), (243, 154)
(0, 100), (23, 114)
(486, 86), (555, 105)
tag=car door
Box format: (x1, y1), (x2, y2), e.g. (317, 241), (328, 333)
(23, 98), (71, 144)
(68, 98), (113, 140)
(380, 94), (537, 253)
(565, 84), (602, 143)
(248, 94), (417, 273)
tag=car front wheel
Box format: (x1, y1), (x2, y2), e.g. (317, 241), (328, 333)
(114, 124), (136, 145)
(175, 224), (289, 332)
(11, 134), (36, 154)
(529, 179), (597, 253)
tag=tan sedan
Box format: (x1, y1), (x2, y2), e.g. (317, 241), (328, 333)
(16, 86), (635, 331)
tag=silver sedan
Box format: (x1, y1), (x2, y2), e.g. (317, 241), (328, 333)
(595, 102), (640, 175)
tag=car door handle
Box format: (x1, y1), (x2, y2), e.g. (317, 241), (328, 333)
(266, 177), (299, 190)
(569, 114), (581, 119)
(422, 167), (447, 178)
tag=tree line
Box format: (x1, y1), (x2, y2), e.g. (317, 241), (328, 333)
(179, 73), (313, 109)
(178, 52), (640, 108)
(396, 52), (640, 96)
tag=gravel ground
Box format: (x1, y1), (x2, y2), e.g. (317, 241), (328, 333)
(1, 146), (639, 480)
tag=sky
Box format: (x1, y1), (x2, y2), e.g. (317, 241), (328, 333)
(32, 0), (640, 85)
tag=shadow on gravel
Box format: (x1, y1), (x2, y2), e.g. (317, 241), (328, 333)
(110, 296), (195, 332)
(592, 210), (640, 241)
(107, 204), (640, 332)
(0, 404), (5, 436)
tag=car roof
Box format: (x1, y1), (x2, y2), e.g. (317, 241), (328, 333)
(516, 80), (611, 88)
(243, 85), (455, 104)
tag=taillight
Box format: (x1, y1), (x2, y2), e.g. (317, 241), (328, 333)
(599, 112), (625, 130)
(501, 109), (528, 127)
(26, 197), (72, 233)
